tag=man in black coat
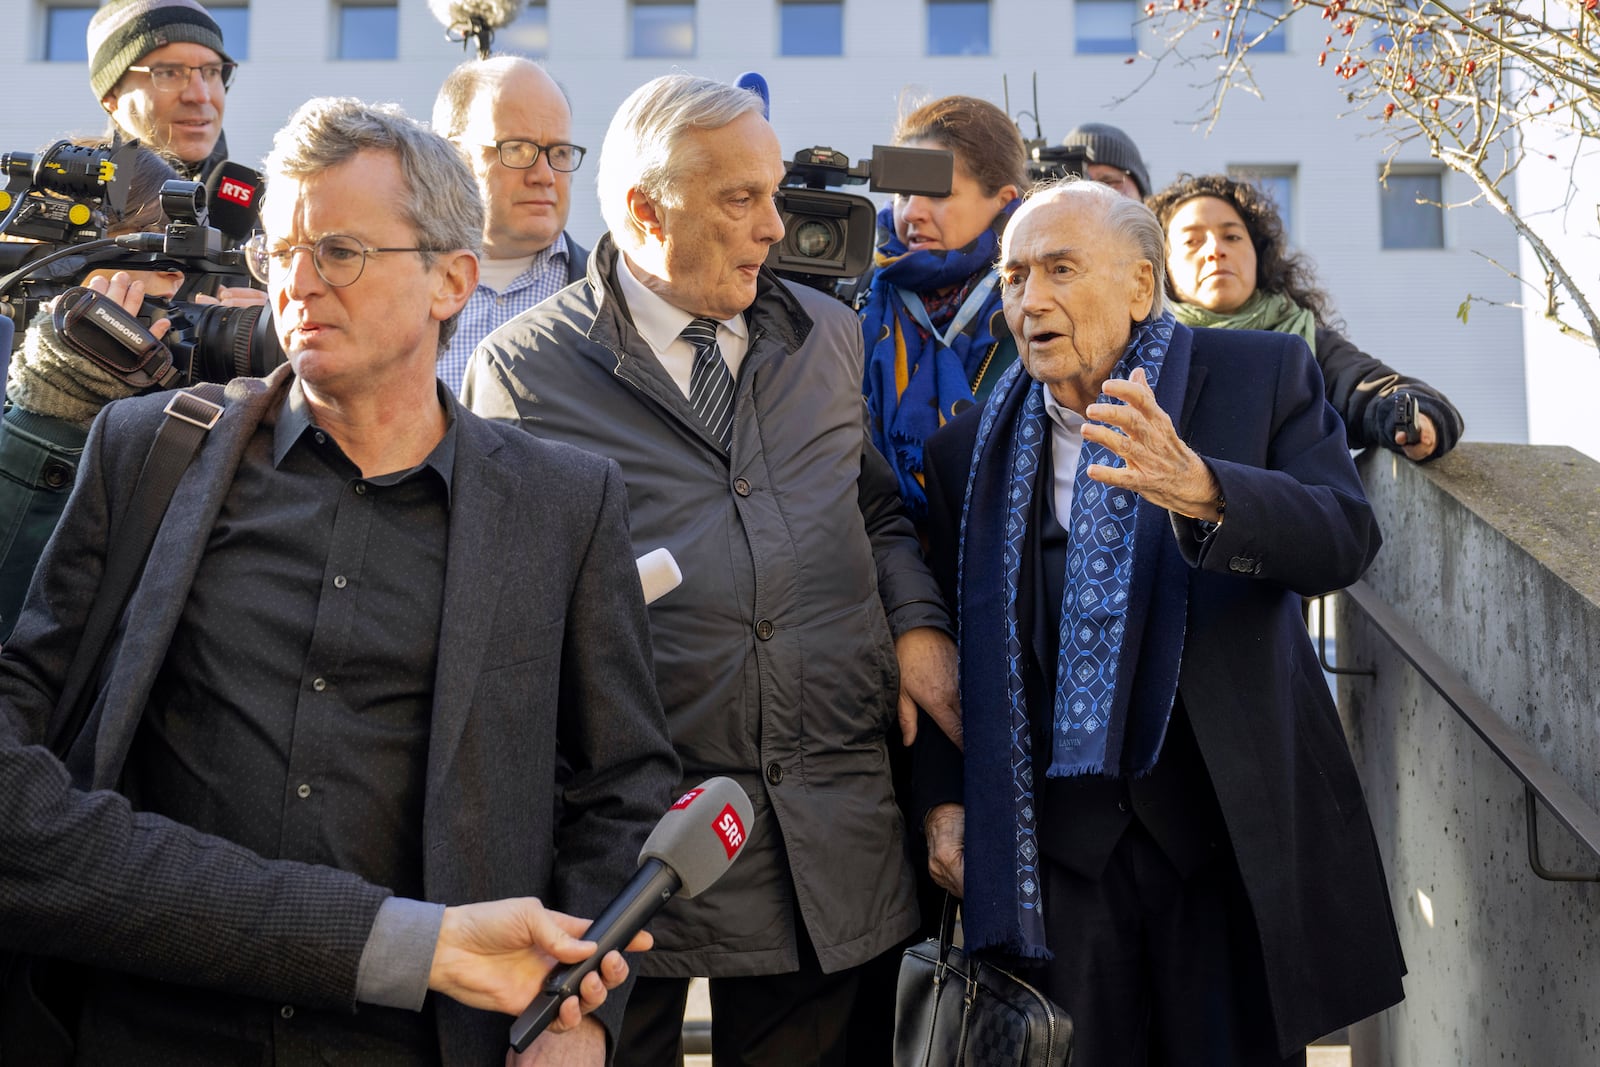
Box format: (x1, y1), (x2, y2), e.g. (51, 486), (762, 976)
(916, 180), (1405, 1064)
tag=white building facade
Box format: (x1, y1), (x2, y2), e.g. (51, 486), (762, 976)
(7, 0), (1528, 443)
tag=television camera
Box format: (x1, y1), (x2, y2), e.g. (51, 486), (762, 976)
(0, 139), (282, 386)
(767, 144), (954, 301)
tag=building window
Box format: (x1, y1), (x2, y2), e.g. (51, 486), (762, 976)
(43, 3), (95, 62)
(1239, 0), (1287, 53)
(1380, 168), (1444, 249)
(928, 0), (989, 56)
(207, 1), (251, 60)
(781, 0), (843, 56)
(1228, 165), (1296, 242)
(498, 1), (549, 58)
(1075, 0), (1136, 54)
(337, 2), (398, 60)
(633, 1), (695, 57)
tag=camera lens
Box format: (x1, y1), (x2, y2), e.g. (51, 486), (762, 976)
(188, 302), (286, 384)
(792, 220), (840, 260)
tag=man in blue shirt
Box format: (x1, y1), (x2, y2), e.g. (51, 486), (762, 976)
(432, 57), (590, 394)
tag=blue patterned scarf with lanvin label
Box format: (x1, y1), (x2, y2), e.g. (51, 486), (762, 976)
(955, 312), (1189, 960)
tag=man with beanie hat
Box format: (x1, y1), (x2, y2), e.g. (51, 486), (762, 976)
(88, 0), (236, 181)
(1062, 121), (1152, 200)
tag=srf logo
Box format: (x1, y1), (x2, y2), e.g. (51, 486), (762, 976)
(670, 788), (703, 812)
(218, 178), (255, 206)
(712, 804), (745, 859)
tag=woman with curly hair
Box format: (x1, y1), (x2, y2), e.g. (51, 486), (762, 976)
(1148, 173), (1463, 461)
(860, 95), (1025, 521)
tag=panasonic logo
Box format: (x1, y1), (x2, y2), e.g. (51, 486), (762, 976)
(90, 304), (147, 349)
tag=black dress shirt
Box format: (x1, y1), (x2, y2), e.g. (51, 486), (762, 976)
(81, 381), (458, 1066)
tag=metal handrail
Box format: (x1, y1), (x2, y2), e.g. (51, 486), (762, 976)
(1335, 580), (1600, 882)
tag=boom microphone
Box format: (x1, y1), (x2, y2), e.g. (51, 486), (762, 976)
(509, 777), (754, 1052)
(427, 0), (521, 57)
(202, 162), (263, 243)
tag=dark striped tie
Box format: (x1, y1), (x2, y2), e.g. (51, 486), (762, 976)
(681, 317), (735, 449)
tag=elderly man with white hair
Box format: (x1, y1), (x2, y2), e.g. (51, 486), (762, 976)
(915, 180), (1406, 1065)
(466, 74), (962, 1065)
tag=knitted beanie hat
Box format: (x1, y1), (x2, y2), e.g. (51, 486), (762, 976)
(1061, 123), (1152, 198)
(87, 0), (232, 102)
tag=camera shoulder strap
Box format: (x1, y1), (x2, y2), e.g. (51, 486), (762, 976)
(47, 382), (227, 761)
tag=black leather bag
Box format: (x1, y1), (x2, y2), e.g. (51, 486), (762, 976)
(894, 896), (1073, 1067)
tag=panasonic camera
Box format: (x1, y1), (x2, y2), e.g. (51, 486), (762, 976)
(0, 140), (282, 385)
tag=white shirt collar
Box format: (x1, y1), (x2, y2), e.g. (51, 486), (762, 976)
(614, 251), (748, 360)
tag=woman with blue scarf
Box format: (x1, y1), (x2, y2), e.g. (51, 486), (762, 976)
(861, 95), (1026, 522)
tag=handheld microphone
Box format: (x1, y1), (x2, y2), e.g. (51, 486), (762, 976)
(635, 547), (682, 606)
(509, 777), (755, 1052)
(736, 72), (770, 119)
(202, 162), (264, 243)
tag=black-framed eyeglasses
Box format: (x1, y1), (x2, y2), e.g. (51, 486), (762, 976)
(485, 140), (587, 173)
(125, 62), (238, 93)
(243, 233), (439, 288)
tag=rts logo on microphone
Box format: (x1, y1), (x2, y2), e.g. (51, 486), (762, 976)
(217, 178), (255, 207)
(712, 805), (745, 859)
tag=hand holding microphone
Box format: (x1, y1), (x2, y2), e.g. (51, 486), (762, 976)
(509, 777), (755, 1052)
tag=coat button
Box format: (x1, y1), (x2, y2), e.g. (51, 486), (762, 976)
(41, 461), (72, 489)
(766, 761), (783, 785)
(755, 619), (774, 640)
(733, 477), (751, 497)
(297, 783), (311, 799)
(280, 1004), (295, 1019)
(1116, 799), (1130, 814)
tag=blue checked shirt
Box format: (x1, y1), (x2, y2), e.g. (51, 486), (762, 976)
(438, 234), (571, 395)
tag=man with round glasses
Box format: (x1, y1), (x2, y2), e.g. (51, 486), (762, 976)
(87, 0), (238, 183)
(432, 56), (590, 395)
(0, 97), (679, 1065)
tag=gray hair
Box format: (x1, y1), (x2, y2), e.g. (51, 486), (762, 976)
(431, 55), (569, 142)
(1019, 178), (1169, 320)
(597, 74), (766, 248)
(263, 96), (484, 350)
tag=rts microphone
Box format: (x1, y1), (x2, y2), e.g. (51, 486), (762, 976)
(736, 72), (770, 119)
(635, 547), (682, 606)
(203, 162), (264, 243)
(509, 777), (755, 1052)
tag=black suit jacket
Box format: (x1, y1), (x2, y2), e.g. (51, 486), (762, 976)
(0, 366), (680, 1062)
(918, 324), (1405, 1055)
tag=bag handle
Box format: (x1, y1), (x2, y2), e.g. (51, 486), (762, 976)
(46, 383), (227, 761)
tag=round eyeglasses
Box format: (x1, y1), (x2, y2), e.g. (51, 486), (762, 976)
(243, 234), (438, 288)
(486, 140), (587, 173)
(126, 62), (238, 93)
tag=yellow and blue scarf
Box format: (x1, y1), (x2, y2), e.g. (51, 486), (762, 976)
(861, 202), (1015, 519)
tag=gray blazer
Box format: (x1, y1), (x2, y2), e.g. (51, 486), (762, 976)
(0, 365), (680, 1062)
(469, 235), (949, 978)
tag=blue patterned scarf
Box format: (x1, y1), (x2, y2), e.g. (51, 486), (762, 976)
(955, 313), (1190, 960)
(861, 201), (1015, 519)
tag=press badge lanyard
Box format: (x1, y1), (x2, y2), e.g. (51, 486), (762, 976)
(896, 268), (1001, 348)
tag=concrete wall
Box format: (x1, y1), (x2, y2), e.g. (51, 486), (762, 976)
(1336, 443), (1600, 1065)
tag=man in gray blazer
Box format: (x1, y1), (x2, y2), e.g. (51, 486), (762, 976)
(0, 97), (677, 1066)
